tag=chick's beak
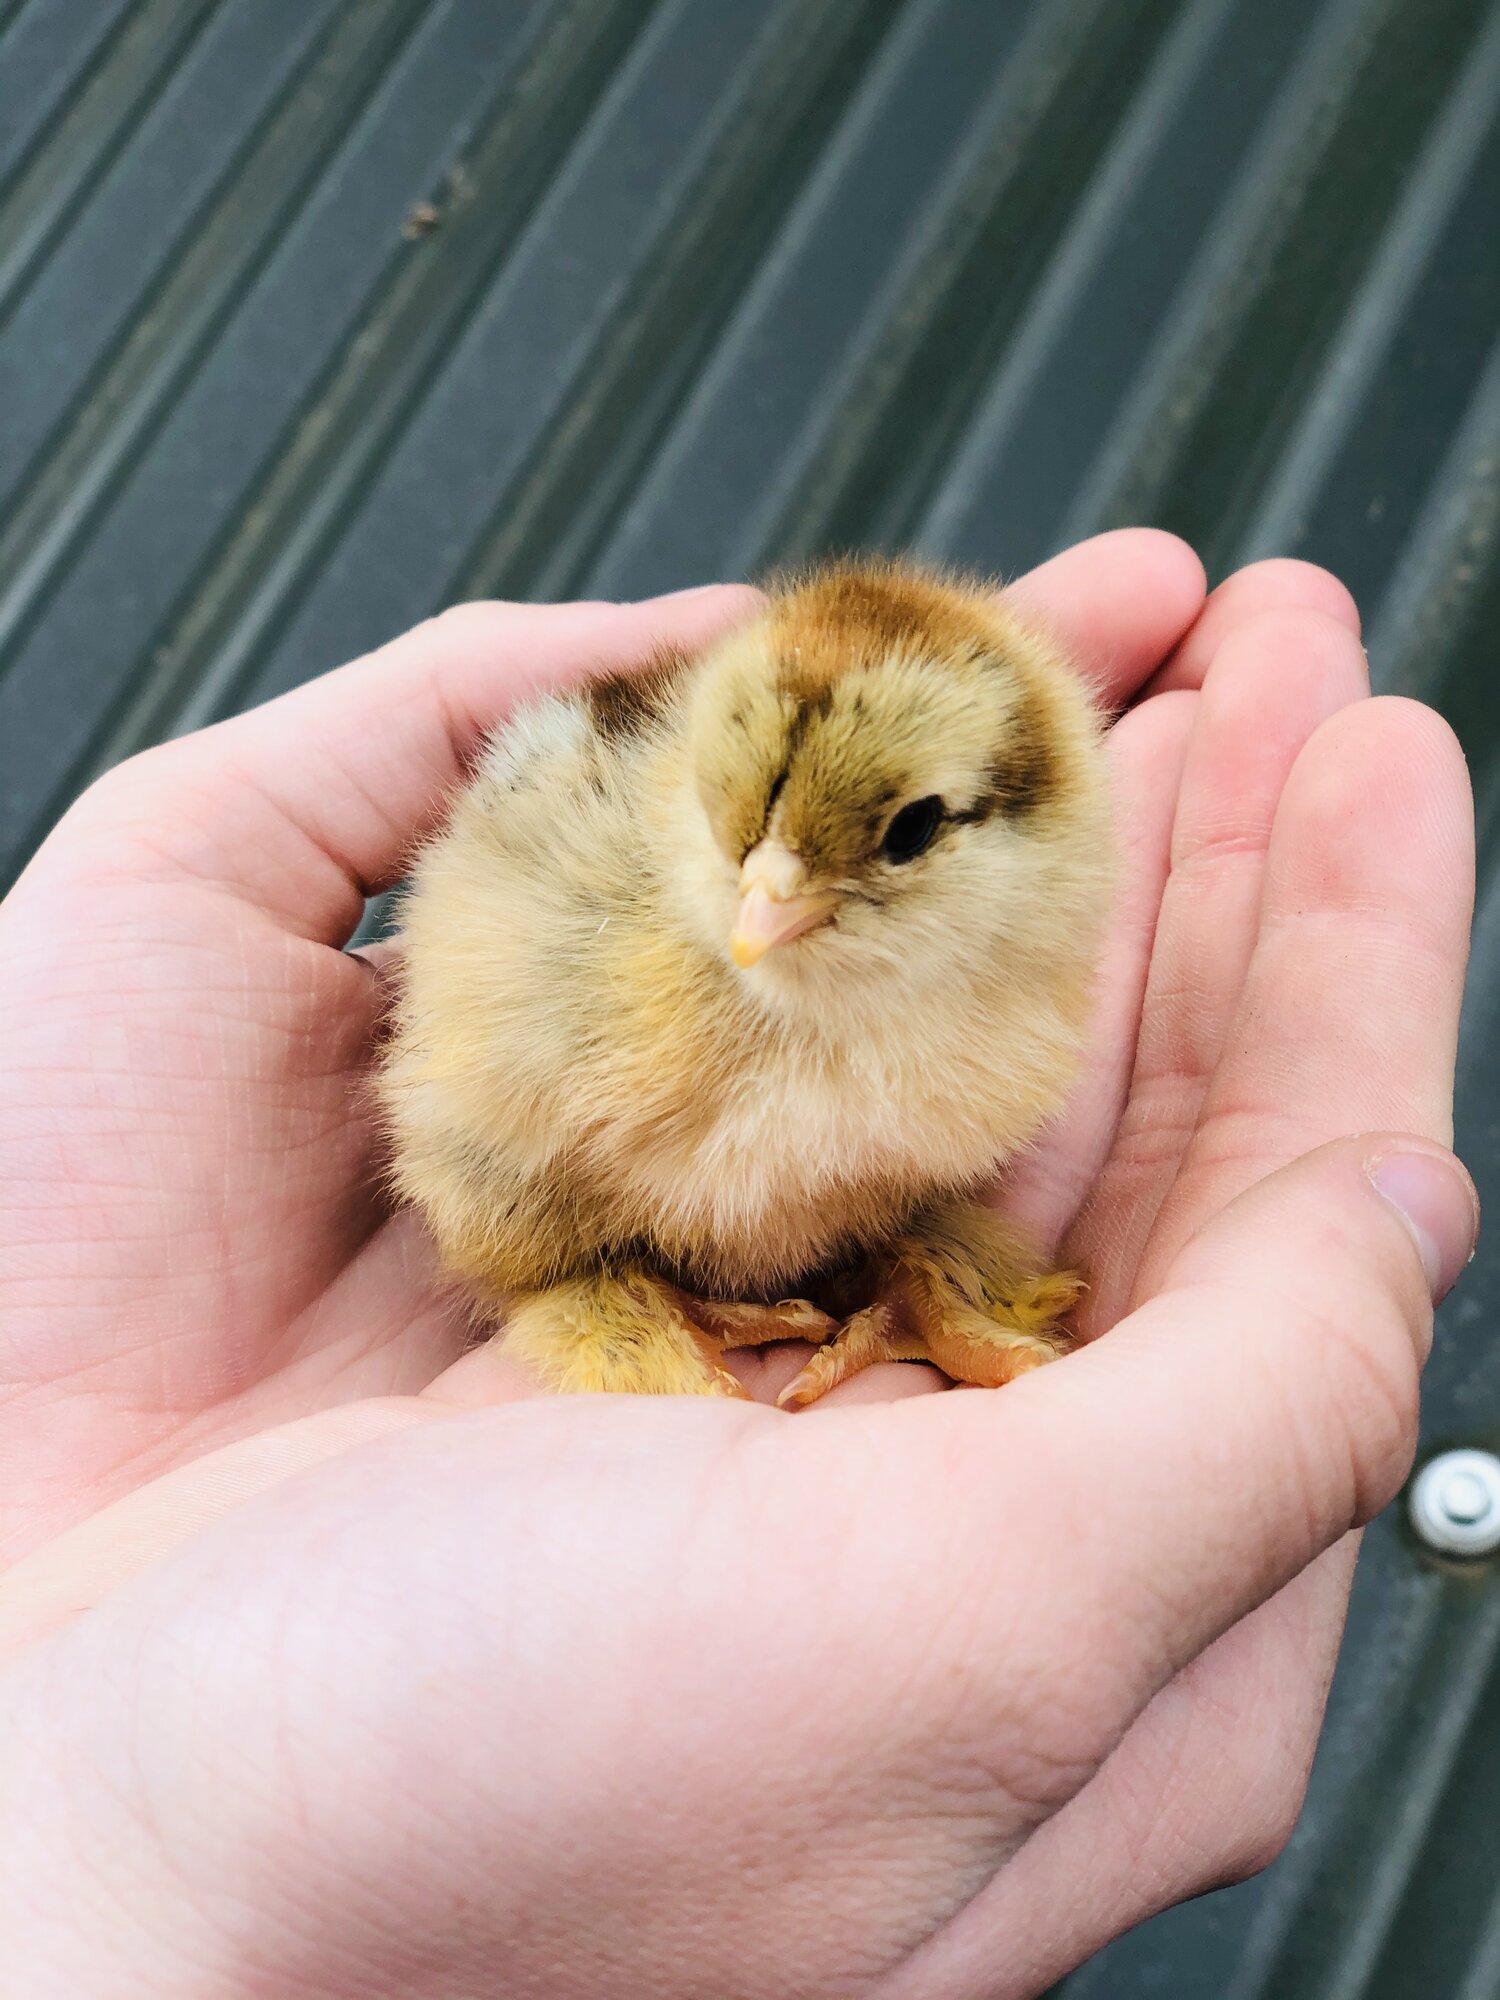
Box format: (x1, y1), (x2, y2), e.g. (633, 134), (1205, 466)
(730, 841), (836, 969)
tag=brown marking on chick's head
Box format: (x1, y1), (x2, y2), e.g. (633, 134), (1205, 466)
(686, 614), (801, 863)
(763, 560), (989, 701)
(990, 685), (1058, 816)
(585, 645), (691, 740)
(688, 559), (1081, 889)
(952, 682), (1058, 825)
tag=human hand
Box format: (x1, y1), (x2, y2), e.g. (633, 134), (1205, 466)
(0, 536), (1475, 1998)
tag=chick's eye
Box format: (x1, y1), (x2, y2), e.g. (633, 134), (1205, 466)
(881, 795), (944, 863)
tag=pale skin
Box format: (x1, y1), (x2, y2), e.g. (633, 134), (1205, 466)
(0, 532), (1479, 1999)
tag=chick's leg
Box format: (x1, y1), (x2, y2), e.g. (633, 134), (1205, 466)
(503, 1269), (750, 1398)
(777, 1204), (1079, 1410)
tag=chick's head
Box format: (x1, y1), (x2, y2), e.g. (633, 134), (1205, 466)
(674, 561), (1108, 1013)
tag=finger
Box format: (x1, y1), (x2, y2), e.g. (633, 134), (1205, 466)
(1004, 528), (1206, 707)
(1074, 608), (1371, 1330)
(1147, 558), (1361, 695)
(1000, 690), (1197, 1253)
(51, 587), (763, 944)
(1136, 697), (1473, 1299)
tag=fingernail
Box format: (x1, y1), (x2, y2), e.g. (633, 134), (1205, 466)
(1368, 1150), (1480, 1302)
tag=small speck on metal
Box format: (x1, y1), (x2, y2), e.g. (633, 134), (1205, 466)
(1409, 1449), (1500, 1558)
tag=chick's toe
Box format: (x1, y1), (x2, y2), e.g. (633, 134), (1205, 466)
(776, 1220), (1080, 1408)
(776, 1300), (931, 1408)
(686, 1296), (840, 1351)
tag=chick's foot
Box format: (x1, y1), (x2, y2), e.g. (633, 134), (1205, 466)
(502, 1270), (750, 1397)
(776, 1205), (1080, 1409)
(774, 1297), (932, 1406)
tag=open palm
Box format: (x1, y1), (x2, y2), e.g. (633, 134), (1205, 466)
(0, 533), (1474, 1999)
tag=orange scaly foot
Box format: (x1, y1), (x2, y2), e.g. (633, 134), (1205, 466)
(685, 1296), (840, 1350)
(776, 1240), (1079, 1410)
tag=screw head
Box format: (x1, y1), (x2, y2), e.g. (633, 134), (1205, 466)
(1409, 1449), (1500, 1558)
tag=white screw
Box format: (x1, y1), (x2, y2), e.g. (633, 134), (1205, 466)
(1408, 1449), (1500, 1558)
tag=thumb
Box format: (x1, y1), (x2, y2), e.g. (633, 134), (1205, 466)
(971, 1133), (1478, 1719)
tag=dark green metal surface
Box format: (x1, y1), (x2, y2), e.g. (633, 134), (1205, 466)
(3, 2), (1500, 1991)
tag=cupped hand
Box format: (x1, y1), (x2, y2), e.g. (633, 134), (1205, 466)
(0, 536), (1476, 1999)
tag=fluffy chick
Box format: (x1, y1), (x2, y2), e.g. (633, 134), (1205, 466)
(379, 560), (1111, 1405)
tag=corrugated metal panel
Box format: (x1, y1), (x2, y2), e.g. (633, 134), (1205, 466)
(2, 1), (1499, 1991)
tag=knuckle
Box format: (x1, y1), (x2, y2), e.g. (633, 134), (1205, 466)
(1333, 1312), (1424, 1521)
(1185, 1708), (1314, 1890)
(1287, 1258), (1424, 1528)
(421, 600), (510, 650)
(1211, 1781), (1306, 1885)
(56, 744), (176, 840)
(420, 598), (613, 654)
(1217, 1748), (1310, 1882)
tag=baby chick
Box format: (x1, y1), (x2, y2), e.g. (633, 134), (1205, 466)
(379, 561), (1110, 1406)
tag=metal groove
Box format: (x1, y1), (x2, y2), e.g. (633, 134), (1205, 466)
(0, 0), (347, 532)
(1223, 1586), (1500, 2000)
(1373, 332), (1500, 858)
(226, 0), (899, 711)
(1373, 326), (1500, 687)
(0, 0), (142, 188)
(0, 0), (222, 322)
(1364, 1611), (1500, 1999)
(911, 0), (1247, 562)
(583, 0), (1193, 599)
(0, 0), (425, 683)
